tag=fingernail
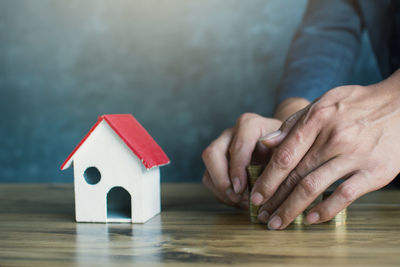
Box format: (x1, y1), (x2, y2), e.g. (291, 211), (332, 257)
(306, 212), (320, 224)
(232, 177), (241, 194)
(260, 130), (282, 141)
(268, 215), (282, 230)
(226, 188), (241, 203)
(258, 210), (270, 223)
(251, 192), (264, 205)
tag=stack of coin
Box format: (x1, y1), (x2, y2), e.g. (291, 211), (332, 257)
(246, 164), (314, 225)
(246, 165), (265, 223)
(246, 166), (343, 226)
(322, 191), (347, 225)
(292, 213), (305, 225)
(293, 195), (322, 225)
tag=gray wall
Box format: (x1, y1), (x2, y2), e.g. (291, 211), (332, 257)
(0, 0), (380, 183)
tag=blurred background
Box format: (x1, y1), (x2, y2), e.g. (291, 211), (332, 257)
(1, 0), (380, 183)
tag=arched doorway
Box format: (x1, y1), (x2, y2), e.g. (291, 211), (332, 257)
(107, 186), (131, 222)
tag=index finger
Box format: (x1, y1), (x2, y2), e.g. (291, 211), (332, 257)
(229, 114), (281, 194)
(251, 103), (326, 206)
(202, 129), (241, 203)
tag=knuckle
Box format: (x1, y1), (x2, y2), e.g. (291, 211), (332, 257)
(306, 102), (331, 124)
(283, 169), (302, 190)
(273, 147), (293, 170)
(308, 151), (320, 164)
(201, 146), (214, 162)
(328, 127), (353, 148)
(323, 87), (341, 99)
(369, 165), (387, 183)
(258, 181), (274, 198)
(299, 176), (318, 196)
(237, 112), (256, 125)
(293, 130), (303, 143)
(338, 184), (356, 202)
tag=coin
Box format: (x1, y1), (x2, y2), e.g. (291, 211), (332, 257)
(247, 165), (265, 223)
(293, 213), (305, 225)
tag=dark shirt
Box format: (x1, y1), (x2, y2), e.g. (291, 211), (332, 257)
(391, 0), (400, 71)
(277, 0), (398, 104)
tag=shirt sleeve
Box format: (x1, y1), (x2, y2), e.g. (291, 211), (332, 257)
(276, 0), (363, 105)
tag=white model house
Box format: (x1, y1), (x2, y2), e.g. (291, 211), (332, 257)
(60, 114), (170, 223)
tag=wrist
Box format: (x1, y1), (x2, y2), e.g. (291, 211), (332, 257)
(274, 97), (310, 121)
(363, 69), (400, 108)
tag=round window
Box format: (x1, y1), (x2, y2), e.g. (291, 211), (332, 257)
(83, 167), (101, 185)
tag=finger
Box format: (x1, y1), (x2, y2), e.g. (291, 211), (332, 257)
(266, 157), (353, 230)
(259, 132), (332, 219)
(203, 171), (249, 210)
(229, 114), (280, 195)
(251, 103), (324, 206)
(202, 129), (241, 203)
(260, 108), (307, 147)
(202, 171), (237, 207)
(305, 171), (375, 224)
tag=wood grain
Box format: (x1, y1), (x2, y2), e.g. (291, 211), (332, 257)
(0, 184), (400, 266)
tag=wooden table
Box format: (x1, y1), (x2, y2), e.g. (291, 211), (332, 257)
(0, 184), (400, 266)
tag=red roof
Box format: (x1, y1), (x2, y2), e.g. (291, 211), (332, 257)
(60, 114), (170, 170)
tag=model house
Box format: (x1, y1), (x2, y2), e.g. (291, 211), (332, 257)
(60, 114), (170, 223)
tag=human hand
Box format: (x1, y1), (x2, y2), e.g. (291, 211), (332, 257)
(202, 114), (282, 209)
(252, 78), (400, 230)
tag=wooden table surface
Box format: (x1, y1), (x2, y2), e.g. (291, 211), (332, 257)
(1, 184), (400, 266)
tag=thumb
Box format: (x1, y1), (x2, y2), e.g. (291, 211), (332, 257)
(259, 108), (307, 147)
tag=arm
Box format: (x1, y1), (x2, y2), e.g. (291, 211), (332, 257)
(276, 0), (363, 104)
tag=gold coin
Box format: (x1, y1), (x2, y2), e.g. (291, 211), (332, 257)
(247, 165), (265, 224)
(293, 213), (304, 225)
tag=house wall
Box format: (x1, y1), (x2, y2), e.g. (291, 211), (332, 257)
(73, 120), (160, 223)
(140, 167), (161, 222)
